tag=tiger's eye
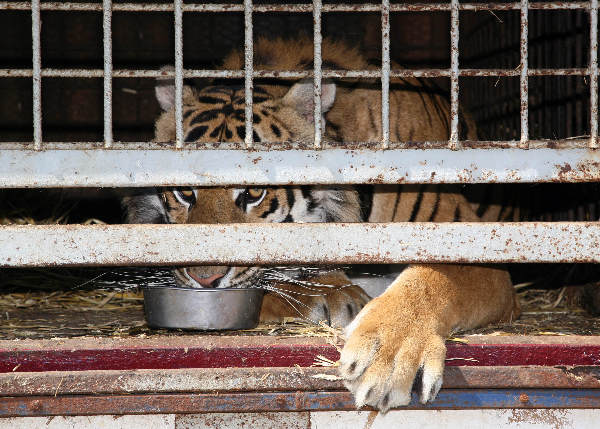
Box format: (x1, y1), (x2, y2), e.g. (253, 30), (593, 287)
(173, 188), (197, 206)
(247, 188), (264, 199)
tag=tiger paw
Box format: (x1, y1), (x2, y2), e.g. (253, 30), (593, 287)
(338, 293), (446, 412)
(260, 280), (370, 327)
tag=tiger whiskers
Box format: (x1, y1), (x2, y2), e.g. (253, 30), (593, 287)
(258, 284), (321, 325)
(258, 266), (355, 296)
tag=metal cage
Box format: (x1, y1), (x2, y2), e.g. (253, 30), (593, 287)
(1, 1), (600, 424)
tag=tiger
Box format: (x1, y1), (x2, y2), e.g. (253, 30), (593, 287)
(123, 37), (596, 412)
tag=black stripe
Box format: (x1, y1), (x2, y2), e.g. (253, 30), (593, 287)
(282, 214), (294, 223)
(428, 189), (441, 221)
(184, 126), (208, 142)
(408, 186), (425, 222)
(252, 130), (261, 142)
(190, 109), (222, 125)
(198, 96), (226, 104)
(453, 205), (461, 222)
(236, 126), (245, 140)
(270, 124), (281, 138)
(210, 124), (223, 139)
(260, 197), (279, 218)
(286, 189), (295, 211)
(300, 186), (318, 212)
(234, 109), (245, 121)
(224, 126), (233, 140)
(300, 185), (312, 199)
(183, 109), (194, 119)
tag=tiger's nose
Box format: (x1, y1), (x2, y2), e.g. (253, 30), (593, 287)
(188, 272), (224, 288)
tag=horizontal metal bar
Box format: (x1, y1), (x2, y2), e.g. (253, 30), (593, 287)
(2, 335), (599, 372)
(4, 389), (600, 417)
(0, 2), (592, 12)
(3, 366), (600, 397)
(0, 148), (597, 188)
(0, 68), (593, 79)
(1, 223), (598, 267)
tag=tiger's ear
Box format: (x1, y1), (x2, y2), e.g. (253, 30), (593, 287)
(155, 65), (195, 111)
(282, 79), (336, 122)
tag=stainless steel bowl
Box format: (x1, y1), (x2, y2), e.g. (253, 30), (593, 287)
(143, 287), (264, 330)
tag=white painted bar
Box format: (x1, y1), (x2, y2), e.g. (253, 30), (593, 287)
(103, 0), (113, 148)
(1, 222), (598, 267)
(313, 0), (323, 149)
(244, 0), (254, 148)
(31, 0), (42, 150)
(519, 0), (529, 148)
(174, 0), (184, 148)
(449, 0), (460, 149)
(0, 148), (597, 187)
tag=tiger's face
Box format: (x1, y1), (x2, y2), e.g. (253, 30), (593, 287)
(122, 78), (362, 288)
(160, 185), (360, 288)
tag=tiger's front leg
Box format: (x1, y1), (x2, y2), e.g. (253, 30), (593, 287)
(259, 271), (371, 327)
(339, 264), (519, 411)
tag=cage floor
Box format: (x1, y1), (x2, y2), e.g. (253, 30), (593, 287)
(1, 288), (599, 340)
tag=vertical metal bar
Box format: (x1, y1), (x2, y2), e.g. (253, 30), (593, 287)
(381, 0), (390, 148)
(103, 0), (113, 148)
(31, 0), (42, 150)
(174, 0), (184, 148)
(590, 0), (598, 148)
(449, 0), (460, 149)
(519, 0), (529, 148)
(244, 0), (253, 148)
(313, 0), (322, 149)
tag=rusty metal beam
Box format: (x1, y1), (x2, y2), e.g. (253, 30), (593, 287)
(2, 366), (600, 398)
(4, 389), (600, 417)
(0, 223), (599, 267)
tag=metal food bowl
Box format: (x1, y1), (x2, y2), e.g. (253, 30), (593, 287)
(143, 287), (264, 330)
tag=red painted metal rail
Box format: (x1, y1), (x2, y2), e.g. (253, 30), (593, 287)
(1, 335), (600, 373)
